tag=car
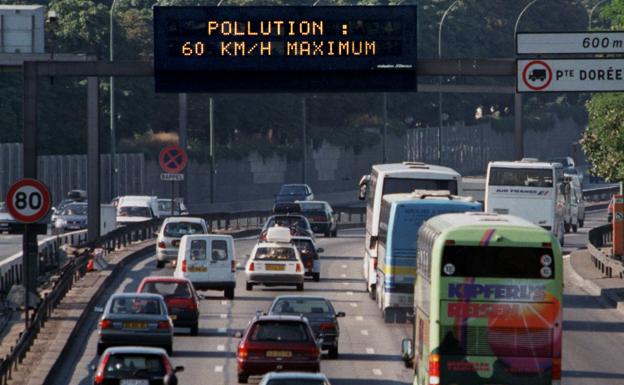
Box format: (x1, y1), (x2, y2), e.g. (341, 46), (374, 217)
(291, 236), (323, 282)
(173, 234), (237, 299)
(259, 372), (331, 385)
(275, 184), (314, 204)
(156, 217), (208, 268)
(93, 346), (184, 385)
(53, 202), (88, 233)
(137, 277), (201, 336)
(268, 296), (344, 358)
(296, 200), (337, 237)
(245, 227), (305, 291)
(236, 314), (321, 384)
(547, 156), (575, 169)
(259, 214), (314, 241)
(97, 293), (174, 355)
(157, 198), (189, 217)
(0, 202), (17, 234)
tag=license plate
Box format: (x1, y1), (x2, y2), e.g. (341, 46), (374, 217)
(120, 380), (149, 385)
(123, 321), (147, 329)
(266, 350), (292, 358)
(189, 266), (207, 272)
(265, 264), (285, 271)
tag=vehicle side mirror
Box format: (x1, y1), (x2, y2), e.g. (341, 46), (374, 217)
(197, 294), (205, 301)
(336, 311), (345, 318)
(316, 338), (324, 348)
(153, 231), (159, 237)
(358, 185), (366, 201)
(317, 248), (324, 253)
(174, 366), (184, 373)
(89, 363), (96, 372)
(401, 338), (414, 367)
(163, 373), (178, 385)
(94, 306), (104, 313)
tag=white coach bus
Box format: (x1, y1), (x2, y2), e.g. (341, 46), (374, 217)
(357, 162), (463, 299)
(485, 158), (566, 246)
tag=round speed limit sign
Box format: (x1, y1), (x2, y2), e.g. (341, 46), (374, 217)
(5, 178), (51, 223)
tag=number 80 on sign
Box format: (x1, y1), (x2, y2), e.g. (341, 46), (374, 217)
(5, 178), (51, 223)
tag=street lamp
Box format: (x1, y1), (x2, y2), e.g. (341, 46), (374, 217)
(109, 0), (119, 200)
(514, 0), (540, 37)
(437, 0), (461, 165)
(588, 0), (610, 29)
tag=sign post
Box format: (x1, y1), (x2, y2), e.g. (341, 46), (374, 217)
(5, 178), (51, 328)
(159, 145), (188, 216)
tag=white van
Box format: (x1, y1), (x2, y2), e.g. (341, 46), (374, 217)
(173, 234), (236, 299)
(116, 196), (160, 225)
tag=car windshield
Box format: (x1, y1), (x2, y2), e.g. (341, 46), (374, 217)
(280, 186), (306, 195)
(163, 222), (204, 237)
(271, 298), (332, 315)
(61, 204), (87, 216)
(254, 247), (297, 261)
(104, 353), (166, 376)
(266, 380), (326, 385)
(110, 297), (163, 315)
(118, 206), (151, 217)
(267, 216), (308, 229)
(249, 321), (310, 342)
(141, 281), (191, 298)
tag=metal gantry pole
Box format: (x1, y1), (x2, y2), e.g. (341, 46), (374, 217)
(382, 92), (388, 163)
(178, 93), (188, 205)
(209, 97), (215, 204)
(87, 77), (101, 242)
(302, 96), (308, 184)
(109, 0), (118, 200)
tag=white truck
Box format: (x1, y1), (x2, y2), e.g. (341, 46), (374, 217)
(116, 196), (160, 225)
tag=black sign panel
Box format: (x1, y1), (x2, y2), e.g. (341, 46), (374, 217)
(153, 6), (417, 92)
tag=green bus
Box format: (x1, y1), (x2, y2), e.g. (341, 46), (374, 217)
(401, 212), (562, 385)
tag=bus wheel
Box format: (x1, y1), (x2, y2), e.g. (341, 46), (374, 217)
(369, 285), (376, 300)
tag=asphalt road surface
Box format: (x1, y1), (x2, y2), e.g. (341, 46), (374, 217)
(48, 207), (624, 385)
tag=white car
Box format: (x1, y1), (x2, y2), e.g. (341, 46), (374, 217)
(245, 227), (305, 291)
(291, 235), (323, 282)
(156, 217), (208, 268)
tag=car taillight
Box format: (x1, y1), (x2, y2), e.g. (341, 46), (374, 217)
(552, 357), (561, 380)
(373, 257), (378, 271)
(161, 355), (173, 374)
(158, 241), (166, 249)
(249, 262), (255, 271)
(99, 319), (112, 329)
(238, 344), (248, 359)
(231, 260), (237, 273)
(182, 259), (187, 272)
(429, 354), (440, 385)
(259, 231), (267, 241)
(158, 321), (172, 329)
(94, 352), (110, 384)
(319, 323), (335, 332)
(296, 263), (302, 272)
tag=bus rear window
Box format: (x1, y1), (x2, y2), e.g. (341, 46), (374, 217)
(382, 178), (457, 195)
(441, 246), (554, 279)
(488, 167), (553, 187)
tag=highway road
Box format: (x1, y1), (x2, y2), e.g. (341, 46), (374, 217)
(45, 206), (624, 385)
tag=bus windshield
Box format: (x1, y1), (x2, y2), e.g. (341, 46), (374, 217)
(382, 178), (458, 195)
(488, 167), (553, 188)
(441, 246), (554, 279)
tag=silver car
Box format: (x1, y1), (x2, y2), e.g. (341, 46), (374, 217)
(97, 293), (173, 355)
(53, 202), (88, 233)
(156, 217), (208, 268)
(260, 372), (331, 385)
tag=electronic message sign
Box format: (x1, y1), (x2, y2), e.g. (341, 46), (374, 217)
(153, 6), (417, 92)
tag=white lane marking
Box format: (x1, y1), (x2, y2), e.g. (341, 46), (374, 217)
(221, 300), (228, 305)
(218, 327), (227, 333)
(366, 347), (375, 354)
(356, 316), (364, 321)
(343, 282), (349, 286)
(215, 366), (223, 373)
(217, 344), (225, 351)
(563, 254), (571, 260)
(373, 369), (383, 376)
(347, 291), (353, 296)
(350, 302), (358, 308)
(341, 264), (348, 268)
(361, 329), (369, 336)
(220, 313), (227, 319)
(341, 273), (347, 278)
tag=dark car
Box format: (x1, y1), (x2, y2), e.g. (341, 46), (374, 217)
(296, 201), (337, 237)
(93, 346), (183, 385)
(0, 202), (17, 234)
(137, 277), (201, 335)
(259, 215), (314, 241)
(268, 296), (344, 358)
(236, 314), (321, 384)
(275, 184), (314, 204)
(291, 236), (323, 282)
(53, 202), (88, 233)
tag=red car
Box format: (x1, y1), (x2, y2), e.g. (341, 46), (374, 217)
(236, 315), (321, 384)
(138, 276), (201, 336)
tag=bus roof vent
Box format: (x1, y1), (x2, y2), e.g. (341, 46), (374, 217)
(520, 157), (540, 163)
(402, 161), (429, 169)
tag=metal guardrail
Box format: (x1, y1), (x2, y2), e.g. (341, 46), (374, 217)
(587, 223), (624, 278)
(583, 184), (620, 202)
(0, 218), (160, 384)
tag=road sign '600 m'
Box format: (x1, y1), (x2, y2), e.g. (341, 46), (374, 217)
(5, 178), (51, 223)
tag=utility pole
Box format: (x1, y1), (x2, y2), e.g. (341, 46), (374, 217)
(178, 93), (188, 206)
(209, 97), (215, 204)
(302, 97), (308, 183)
(382, 92), (388, 163)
